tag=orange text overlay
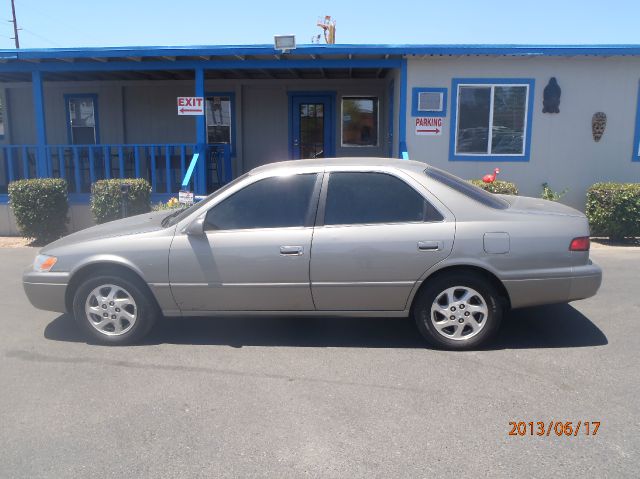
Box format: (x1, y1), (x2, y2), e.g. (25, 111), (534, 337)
(508, 421), (601, 437)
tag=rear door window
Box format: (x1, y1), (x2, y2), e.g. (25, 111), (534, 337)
(323, 172), (443, 226)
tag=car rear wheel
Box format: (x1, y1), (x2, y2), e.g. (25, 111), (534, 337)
(72, 274), (158, 345)
(413, 271), (503, 350)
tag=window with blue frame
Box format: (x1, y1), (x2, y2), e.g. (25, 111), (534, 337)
(450, 79), (534, 161)
(65, 94), (99, 145)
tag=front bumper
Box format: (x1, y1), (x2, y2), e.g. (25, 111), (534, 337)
(23, 269), (70, 313)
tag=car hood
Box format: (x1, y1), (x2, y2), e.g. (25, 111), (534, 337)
(499, 195), (585, 217)
(41, 210), (171, 253)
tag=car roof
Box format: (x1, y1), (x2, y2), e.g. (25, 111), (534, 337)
(249, 157), (428, 175)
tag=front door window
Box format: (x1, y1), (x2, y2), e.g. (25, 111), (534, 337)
(299, 103), (325, 159)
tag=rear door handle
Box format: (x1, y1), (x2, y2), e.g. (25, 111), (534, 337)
(418, 241), (442, 251)
(280, 245), (304, 256)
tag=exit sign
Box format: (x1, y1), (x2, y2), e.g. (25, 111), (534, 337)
(177, 97), (204, 115)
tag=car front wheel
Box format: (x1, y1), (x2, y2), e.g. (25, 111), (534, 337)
(72, 274), (158, 345)
(413, 271), (503, 350)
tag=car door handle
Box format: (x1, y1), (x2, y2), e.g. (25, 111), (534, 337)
(418, 241), (442, 251)
(280, 245), (304, 256)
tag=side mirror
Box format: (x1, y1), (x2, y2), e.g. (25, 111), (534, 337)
(183, 217), (205, 236)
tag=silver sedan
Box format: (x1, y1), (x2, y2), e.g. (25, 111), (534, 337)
(23, 158), (602, 350)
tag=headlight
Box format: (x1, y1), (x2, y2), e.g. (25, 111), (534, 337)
(33, 254), (58, 272)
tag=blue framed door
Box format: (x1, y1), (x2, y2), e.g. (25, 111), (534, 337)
(289, 94), (335, 159)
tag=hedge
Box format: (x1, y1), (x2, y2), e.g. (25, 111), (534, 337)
(469, 179), (519, 195)
(8, 178), (69, 244)
(91, 178), (151, 224)
(586, 183), (640, 240)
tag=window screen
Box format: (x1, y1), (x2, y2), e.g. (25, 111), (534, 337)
(324, 172), (442, 225)
(205, 174), (317, 230)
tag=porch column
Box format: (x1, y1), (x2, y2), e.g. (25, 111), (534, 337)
(398, 59), (408, 159)
(195, 67), (206, 194)
(31, 70), (49, 177)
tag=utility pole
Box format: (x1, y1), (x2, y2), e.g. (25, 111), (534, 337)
(10, 0), (20, 48)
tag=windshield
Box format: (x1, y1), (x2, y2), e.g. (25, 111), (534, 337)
(424, 166), (510, 210)
(162, 173), (250, 227)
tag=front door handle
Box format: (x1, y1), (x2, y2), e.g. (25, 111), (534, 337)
(418, 241), (442, 251)
(280, 245), (304, 256)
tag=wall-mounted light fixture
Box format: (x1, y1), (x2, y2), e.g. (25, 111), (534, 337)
(274, 35), (296, 53)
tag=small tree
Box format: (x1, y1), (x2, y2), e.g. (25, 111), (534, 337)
(8, 178), (69, 244)
(541, 182), (568, 202)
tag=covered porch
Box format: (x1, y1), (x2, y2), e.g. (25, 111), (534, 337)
(0, 45), (407, 210)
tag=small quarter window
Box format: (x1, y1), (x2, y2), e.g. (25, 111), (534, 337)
(205, 174), (317, 230)
(324, 172), (443, 226)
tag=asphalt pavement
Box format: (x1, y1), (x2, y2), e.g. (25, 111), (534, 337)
(0, 246), (638, 478)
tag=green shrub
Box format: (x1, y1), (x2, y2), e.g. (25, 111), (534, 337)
(91, 178), (151, 224)
(586, 183), (640, 241)
(8, 178), (69, 244)
(469, 179), (519, 195)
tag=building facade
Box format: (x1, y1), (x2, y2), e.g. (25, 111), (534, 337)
(1, 44), (639, 234)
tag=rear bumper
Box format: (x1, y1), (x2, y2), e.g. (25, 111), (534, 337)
(567, 262), (603, 302)
(503, 261), (602, 309)
(23, 270), (70, 313)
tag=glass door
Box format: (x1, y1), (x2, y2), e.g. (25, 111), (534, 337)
(290, 94), (334, 159)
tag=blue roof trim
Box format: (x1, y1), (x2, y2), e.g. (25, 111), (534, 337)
(2, 43), (640, 60)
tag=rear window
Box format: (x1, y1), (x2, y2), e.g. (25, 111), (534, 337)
(424, 166), (510, 210)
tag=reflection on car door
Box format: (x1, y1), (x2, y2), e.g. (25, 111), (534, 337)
(310, 171), (454, 311)
(169, 173), (321, 312)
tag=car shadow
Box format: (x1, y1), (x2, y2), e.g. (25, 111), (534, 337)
(44, 303), (607, 350)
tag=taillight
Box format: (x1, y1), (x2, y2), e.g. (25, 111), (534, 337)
(569, 236), (590, 251)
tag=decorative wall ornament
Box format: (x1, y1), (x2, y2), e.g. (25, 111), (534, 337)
(592, 112), (607, 142)
(542, 77), (561, 113)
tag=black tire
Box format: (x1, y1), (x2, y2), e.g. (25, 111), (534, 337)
(412, 271), (503, 350)
(72, 274), (159, 345)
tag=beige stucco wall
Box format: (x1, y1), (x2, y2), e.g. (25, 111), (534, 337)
(405, 56), (640, 209)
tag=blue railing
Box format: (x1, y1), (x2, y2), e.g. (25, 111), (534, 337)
(0, 146), (38, 193)
(1, 143), (232, 199)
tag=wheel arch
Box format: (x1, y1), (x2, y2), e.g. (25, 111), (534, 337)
(65, 261), (160, 314)
(409, 264), (511, 314)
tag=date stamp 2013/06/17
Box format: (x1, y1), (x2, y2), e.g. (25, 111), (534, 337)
(508, 421), (600, 437)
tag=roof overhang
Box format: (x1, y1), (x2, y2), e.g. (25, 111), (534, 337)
(0, 43), (639, 82)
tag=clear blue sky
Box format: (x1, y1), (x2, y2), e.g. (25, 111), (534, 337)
(0, 0), (638, 49)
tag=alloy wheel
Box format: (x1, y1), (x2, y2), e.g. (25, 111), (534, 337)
(430, 286), (488, 341)
(84, 284), (137, 336)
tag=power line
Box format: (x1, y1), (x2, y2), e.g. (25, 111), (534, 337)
(21, 27), (62, 47)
